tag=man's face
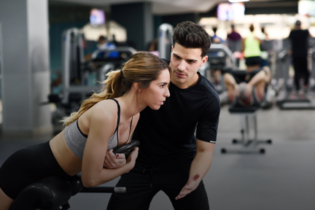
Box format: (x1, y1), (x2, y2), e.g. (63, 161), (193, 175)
(170, 43), (208, 88)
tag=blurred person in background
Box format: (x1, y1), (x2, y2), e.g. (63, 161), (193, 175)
(242, 24), (262, 71)
(227, 24), (242, 67)
(211, 27), (224, 44)
(288, 20), (311, 95)
(259, 27), (269, 67)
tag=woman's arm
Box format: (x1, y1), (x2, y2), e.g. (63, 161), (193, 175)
(81, 106), (137, 187)
(103, 113), (140, 169)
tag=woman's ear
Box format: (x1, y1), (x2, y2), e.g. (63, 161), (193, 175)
(133, 82), (142, 93)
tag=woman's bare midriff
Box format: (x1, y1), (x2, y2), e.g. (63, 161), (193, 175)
(49, 130), (83, 176)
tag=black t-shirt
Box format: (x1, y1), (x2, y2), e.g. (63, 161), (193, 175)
(132, 72), (220, 168)
(289, 29), (309, 57)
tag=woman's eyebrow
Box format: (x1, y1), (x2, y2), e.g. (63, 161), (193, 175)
(158, 82), (168, 85)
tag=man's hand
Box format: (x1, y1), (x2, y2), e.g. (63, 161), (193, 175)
(103, 150), (126, 169)
(175, 174), (200, 200)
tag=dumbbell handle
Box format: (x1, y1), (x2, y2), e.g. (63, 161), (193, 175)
(80, 186), (126, 193)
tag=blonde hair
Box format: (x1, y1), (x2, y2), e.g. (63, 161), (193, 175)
(62, 51), (170, 127)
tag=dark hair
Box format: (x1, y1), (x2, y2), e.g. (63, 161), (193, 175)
(213, 27), (218, 34)
(62, 52), (171, 127)
(295, 20), (301, 27)
(231, 24), (235, 30)
(173, 21), (211, 57)
(98, 35), (107, 42)
(249, 24), (254, 32)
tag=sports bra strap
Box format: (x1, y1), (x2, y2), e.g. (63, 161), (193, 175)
(129, 116), (133, 136)
(109, 98), (120, 131)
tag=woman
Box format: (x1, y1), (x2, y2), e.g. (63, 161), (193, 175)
(0, 51), (171, 210)
(242, 24), (262, 71)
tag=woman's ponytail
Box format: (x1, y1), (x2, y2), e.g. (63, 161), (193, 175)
(61, 69), (123, 127)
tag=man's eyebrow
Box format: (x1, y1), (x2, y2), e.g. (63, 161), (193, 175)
(173, 53), (197, 62)
(173, 53), (181, 58)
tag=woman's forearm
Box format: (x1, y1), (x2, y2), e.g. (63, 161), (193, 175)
(83, 161), (134, 187)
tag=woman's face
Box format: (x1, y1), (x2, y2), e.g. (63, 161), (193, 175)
(140, 69), (170, 110)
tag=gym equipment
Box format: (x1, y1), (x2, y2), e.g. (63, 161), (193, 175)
(113, 140), (140, 157)
(206, 44), (237, 95)
(221, 106), (272, 154)
(46, 28), (136, 117)
(207, 43), (237, 70)
(220, 69), (272, 154)
(158, 23), (173, 61)
(9, 140), (140, 210)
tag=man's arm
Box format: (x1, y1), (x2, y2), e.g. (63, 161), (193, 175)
(191, 140), (215, 180)
(176, 91), (220, 200)
(175, 140), (215, 200)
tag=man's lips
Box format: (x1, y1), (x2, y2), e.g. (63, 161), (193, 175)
(175, 72), (186, 78)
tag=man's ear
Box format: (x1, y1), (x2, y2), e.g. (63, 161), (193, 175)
(200, 55), (208, 68)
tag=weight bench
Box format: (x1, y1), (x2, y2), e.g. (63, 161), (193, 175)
(221, 105), (272, 154)
(9, 175), (125, 210)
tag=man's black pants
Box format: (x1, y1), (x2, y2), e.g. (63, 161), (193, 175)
(107, 164), (210, 210)
(292, 56), (309, 91)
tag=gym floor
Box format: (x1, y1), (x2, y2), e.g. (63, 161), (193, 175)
(1, 106), (315, 210)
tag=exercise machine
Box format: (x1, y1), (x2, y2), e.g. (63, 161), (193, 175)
(47, 28), (136, 117)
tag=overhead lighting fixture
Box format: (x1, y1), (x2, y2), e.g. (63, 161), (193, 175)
(228, 0), (249, 2)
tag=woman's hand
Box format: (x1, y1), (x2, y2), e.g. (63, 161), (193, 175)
(103, 150), (126, 169)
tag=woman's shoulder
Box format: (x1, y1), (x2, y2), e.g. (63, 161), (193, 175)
(89, 99), (118, 123)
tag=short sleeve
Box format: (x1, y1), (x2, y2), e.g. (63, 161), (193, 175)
(288, 31), (292, 40)
(196, 98), (220, 144)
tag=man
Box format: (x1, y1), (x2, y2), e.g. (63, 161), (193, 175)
(211, 27), (224, 44)
(259, 27), (269, 68)
(288, 20), (311, 95)
(91, 35), (117, 59)
(224, 66), (271, 107)
(107, 21), (220, 210)
(84, 35), (117, 62)
(227, 24), (242, 53)
(227, 24), (242, 68)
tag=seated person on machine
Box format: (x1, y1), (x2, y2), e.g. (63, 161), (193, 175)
(85, 35), (117, 63)
(224, 66), (271, 107)
(0, 52), (171, 210)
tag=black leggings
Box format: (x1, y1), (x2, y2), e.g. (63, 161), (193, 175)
(0, 141), (72, 199)
(292, 56), (309, 90)
(107, 164), (210, 210)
